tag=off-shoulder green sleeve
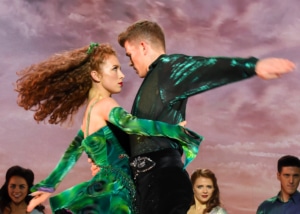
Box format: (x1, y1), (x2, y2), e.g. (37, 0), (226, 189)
(31, 130), (84, 192)
(109, 107), (203, 167)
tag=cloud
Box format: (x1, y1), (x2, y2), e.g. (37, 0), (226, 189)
(1, 1), (300, 213)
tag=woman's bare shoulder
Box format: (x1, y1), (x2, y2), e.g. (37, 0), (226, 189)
(96, 97), (119, 107)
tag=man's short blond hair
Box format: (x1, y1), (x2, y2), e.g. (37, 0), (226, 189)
(118, 20), (166, 51)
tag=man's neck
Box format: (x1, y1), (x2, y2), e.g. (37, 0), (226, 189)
(280, 191), (293, 202)
(147, 46), (165, 64)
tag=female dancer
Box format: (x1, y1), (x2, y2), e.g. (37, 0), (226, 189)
(16, 43), (202, 213)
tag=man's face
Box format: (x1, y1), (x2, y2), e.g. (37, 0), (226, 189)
(124, 40), (148, 78)
(277, 166), (300, 199)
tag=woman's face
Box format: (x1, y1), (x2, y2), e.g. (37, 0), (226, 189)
(193, 176), (215, 204)
(99, 54), (125, 96)
(8, 176), (28, 205)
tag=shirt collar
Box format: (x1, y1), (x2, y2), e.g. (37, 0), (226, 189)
(148, 54), (166, 71)
(275, 190), (300, 203)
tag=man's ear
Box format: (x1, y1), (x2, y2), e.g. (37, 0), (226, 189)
(140, 41), (148, 55)
(277, 172), (280, 181)
(91, 70), (101, 82)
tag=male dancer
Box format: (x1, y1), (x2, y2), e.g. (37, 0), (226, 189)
(92, 20), (295, 214)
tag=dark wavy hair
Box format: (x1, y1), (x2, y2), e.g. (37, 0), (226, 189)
(190, 168), (221, 214)
(0, 165), (45, 213)
(15, 43), (116, 125)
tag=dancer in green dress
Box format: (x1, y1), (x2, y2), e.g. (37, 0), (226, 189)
(15, 43), (203, 214)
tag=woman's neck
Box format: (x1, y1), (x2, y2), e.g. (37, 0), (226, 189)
(4, 201), (28, 214)
(195, 198), (207, 213)
(88, 88), (110, 102)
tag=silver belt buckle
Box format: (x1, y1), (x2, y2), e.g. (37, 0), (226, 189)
(130, 156), (156, 179)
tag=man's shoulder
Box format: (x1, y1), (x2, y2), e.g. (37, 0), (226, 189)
(261, 195), (278, 204)
(257, 195), (278, 211)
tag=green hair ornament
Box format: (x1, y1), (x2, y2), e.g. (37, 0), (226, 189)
(86, 42), (99, 54)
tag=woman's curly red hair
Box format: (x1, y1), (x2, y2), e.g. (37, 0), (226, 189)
(15, 43), (116, 124)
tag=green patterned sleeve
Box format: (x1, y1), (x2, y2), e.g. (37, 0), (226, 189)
(109, 107), (204, 167)
(159, 55), (258, 105)
(31, 130), (84, 192)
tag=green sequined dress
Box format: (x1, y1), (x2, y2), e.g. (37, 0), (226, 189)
(31, 107), (203, 214)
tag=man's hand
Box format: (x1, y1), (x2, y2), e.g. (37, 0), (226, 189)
(88, 158), (100, 176)
(255, 58), (295, 80)
(27, 191), (51, 212)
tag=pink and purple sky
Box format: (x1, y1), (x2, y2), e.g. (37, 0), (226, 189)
(1, 1), (300, 213)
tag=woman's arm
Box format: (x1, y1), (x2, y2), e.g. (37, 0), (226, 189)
(27, 132), (84, 212)
(95, 97), (203, 167)
(30, 131), (84, 193)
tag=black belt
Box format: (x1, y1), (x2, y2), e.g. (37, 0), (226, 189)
(129, 148), (183, 179)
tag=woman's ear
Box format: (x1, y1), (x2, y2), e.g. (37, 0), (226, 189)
(91, 70), (101, 82)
